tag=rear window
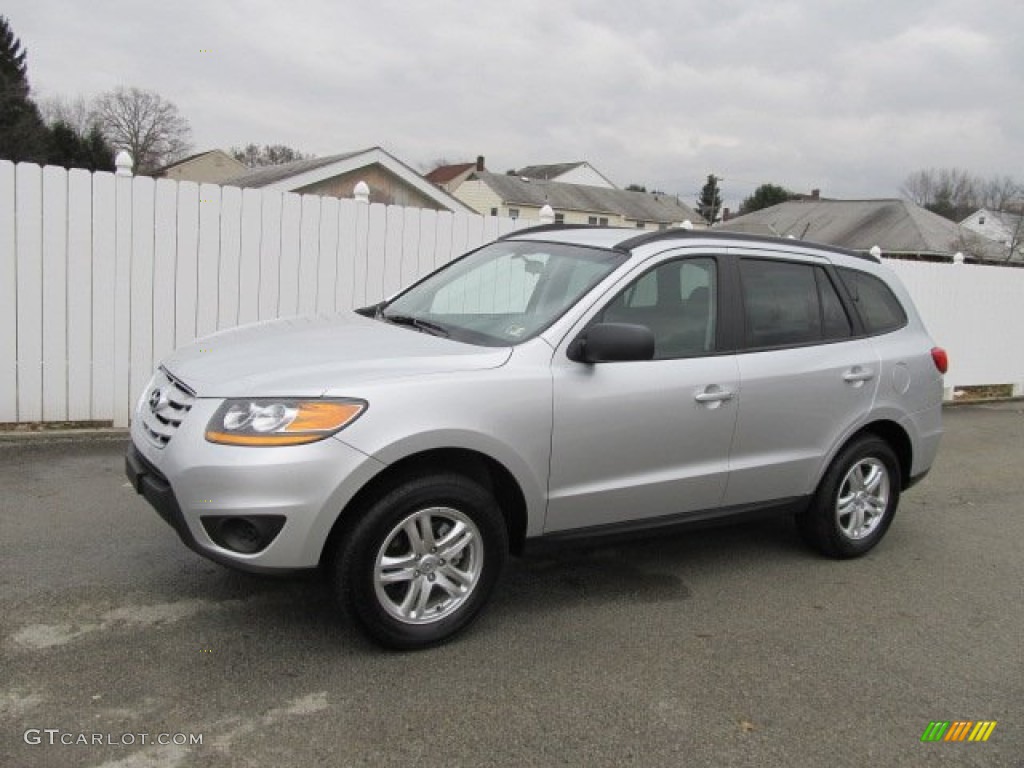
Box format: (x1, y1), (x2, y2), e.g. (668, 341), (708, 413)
(838, 268), (907, 334)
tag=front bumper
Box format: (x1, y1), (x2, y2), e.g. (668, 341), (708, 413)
(126, 444), (283, 572)
(127, 397), (386, 572)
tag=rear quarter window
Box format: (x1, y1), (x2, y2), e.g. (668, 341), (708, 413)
(838, 268), (908, 334)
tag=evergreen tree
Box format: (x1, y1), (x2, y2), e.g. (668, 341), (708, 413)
(696, 174), (723, 224)
(0, 15), (48, 163)
(45, 120), (115, 172)
(83, 125), (115, 171)
(231, 143), (312, 167)
(46, 121), (79, 164)
(0, 15), (28, 90)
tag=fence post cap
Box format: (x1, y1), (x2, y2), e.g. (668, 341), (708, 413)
(869, 245), (882, 259)
(679, 219), (693, 230)
(539, 204), (555, 223)
(353, 180), (370, 203)
(953, 252), (965, 264)
(115, 151), (133, 176)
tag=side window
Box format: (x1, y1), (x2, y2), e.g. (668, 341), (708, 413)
(740, 259), (852, 348)
(619, 270), (657, 308)
(598, 257), (717, 359)
(817, 269), (853, 339)
(838, 268), (908, 334)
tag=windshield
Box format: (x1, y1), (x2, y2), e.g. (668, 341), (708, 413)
(380, 241), (627, 346)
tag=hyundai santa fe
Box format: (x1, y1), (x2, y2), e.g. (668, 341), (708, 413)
(126, 225), (946, 648)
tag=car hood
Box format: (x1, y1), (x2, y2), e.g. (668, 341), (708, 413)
(162, 313), (512, 397)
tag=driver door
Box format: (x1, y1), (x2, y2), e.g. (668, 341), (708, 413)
(546, 255), (739, 532)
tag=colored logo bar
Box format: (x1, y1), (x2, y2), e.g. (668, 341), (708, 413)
(921, 721), (997, 742)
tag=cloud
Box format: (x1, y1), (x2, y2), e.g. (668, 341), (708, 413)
(6, 0), (1023, 208)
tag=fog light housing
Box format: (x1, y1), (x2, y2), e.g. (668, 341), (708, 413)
(201, 515), (286, 554)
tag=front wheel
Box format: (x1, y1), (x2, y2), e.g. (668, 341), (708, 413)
(333, 473), (508, 649)
(797, 435), (901, 559)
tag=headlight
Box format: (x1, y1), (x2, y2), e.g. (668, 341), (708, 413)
(205, 399), (366, 446)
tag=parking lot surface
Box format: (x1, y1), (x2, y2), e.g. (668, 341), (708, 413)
(1, 404), (1022, 767)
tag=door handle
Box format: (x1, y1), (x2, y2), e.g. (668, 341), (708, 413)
(695, 387), (734, 404)
(842, 367), (875, 383)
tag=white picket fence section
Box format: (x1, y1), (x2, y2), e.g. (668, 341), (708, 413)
(885, 260), (1024, 397)
(1, 160), (1022, 427)
(0, 161), (525, 427)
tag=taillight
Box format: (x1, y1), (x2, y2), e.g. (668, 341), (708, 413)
(931, 347), (948, 374)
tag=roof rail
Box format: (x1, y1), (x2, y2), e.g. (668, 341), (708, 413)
(614, 228), (700, 251)
(497, 223), (604, 240)
(615, 228), (881, 263)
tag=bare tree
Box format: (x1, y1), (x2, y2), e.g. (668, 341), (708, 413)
(901, 168), (1023, 222)
(979, 175), (1021, 211)
(420, 157), (452, 172)
(93, 86), (192, 173)
(38, 94), (98, 135)
(941, 168), (978, 216)
(900, 169), (937, 207)
(901, 168), (980, 221)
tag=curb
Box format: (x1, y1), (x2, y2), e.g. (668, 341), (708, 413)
(943, 397), (1024, 408)
(0, 428), (130, 444)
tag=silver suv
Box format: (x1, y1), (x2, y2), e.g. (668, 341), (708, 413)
(126, 226), (946, 648)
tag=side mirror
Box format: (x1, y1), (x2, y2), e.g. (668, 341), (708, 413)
(567, 323), (655, 363)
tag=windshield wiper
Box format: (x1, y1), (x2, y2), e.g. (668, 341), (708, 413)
(381, 313), (450, 338)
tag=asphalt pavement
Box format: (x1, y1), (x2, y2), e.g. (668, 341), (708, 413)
(1, 404), (1022, 767)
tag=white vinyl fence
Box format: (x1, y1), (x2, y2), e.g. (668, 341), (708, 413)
(1, 160), (1023, 427)
(885, 260), (1024, 398)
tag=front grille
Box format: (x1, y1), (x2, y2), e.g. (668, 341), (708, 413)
(140, 368), (196, 448)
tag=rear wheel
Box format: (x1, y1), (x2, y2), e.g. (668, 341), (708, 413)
(797, 435), (901, 558)
(333, 473), (507, 649)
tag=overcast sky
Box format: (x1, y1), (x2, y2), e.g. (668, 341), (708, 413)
(7, 0), (1023, 208)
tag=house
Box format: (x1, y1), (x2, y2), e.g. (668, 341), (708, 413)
(960, 208), (1024, 261)
(425, 156), (485, 193)
(515, 161), (617, 189)
(454, 172), (706, 230)
(717, 198), (1011, 262)
(223, 147), (472, 213)
(152, 149), (248, 184)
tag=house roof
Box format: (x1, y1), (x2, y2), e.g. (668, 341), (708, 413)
(225, 150), (368, 188)
(425, 162), (476, 184)
(152, 149), (245, 175)
(718, 199), (1008, 260)
(221, 147), (472, 213)
(963, 207), (1023, 234)
(516, 162), (588, 180)
(997, 210), (1023, 232)
(472, 172), (705, 225)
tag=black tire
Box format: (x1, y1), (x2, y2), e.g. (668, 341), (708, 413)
(333, 473), (508, 650)
(797, 435), (901, 559)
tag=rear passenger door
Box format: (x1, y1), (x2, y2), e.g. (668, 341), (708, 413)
(725, 254), (879, 506)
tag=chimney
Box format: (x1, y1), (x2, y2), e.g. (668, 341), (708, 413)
(476, 155), (485, 172)
(722, 207), (731, 222)
(811, 189), (820, 200)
